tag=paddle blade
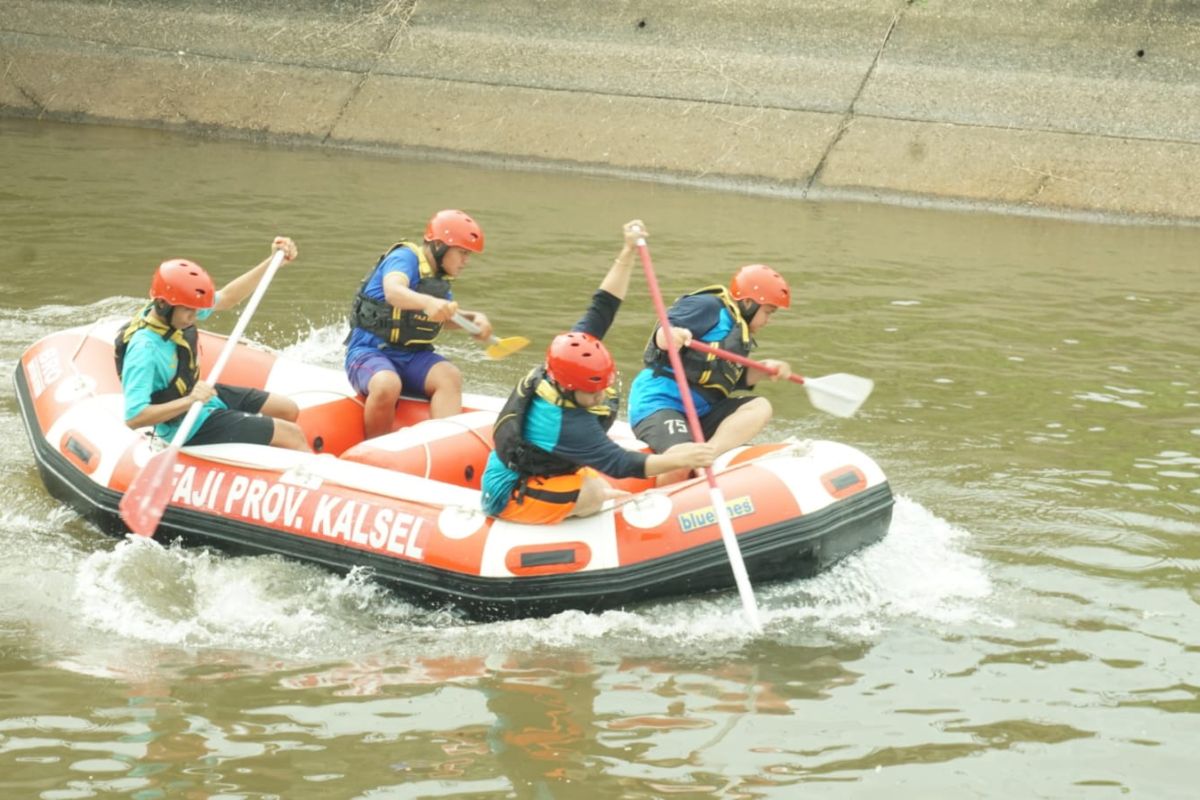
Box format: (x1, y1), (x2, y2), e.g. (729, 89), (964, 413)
(118, 447), (181, 537)
(485, 336), (531, 360)
(803, 373), (874, 418)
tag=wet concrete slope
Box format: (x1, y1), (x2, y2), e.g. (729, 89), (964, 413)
(2, 0), (1198, 222)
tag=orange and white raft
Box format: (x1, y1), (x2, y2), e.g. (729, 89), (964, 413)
(14, 322), (894, 620)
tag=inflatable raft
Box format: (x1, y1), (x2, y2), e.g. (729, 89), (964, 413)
(13, 321), (894, 620)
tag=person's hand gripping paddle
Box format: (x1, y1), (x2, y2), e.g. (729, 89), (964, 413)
(451, 311), (530, 359)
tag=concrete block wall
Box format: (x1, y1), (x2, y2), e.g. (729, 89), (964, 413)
(2, 0), (1198, 222)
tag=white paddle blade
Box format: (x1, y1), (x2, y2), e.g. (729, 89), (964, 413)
(803, 373), (874, 418)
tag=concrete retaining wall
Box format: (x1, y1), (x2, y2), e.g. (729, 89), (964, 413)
(3, 0), (1199, 223)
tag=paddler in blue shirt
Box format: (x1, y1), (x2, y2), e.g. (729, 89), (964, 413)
(628, 263), (794, 486)
(115, 237), (309, 451)
(481, 220), (716, 524)
(344, 209), (494, 439)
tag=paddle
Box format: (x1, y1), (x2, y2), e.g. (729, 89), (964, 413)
(685, 340), (874, 419)
(451, 311), (530, 359)
(119, 248), (287, 538)
(635, 235), (762, 633)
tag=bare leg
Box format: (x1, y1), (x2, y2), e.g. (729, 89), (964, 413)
(655, 397), (773, 487)
(706, 396), (772, 454)
(270, 419), (311, 451)
(569, 476), (630, 518)
(259, 392), (300, 422)
(363, 369), (402, 439)
(423, 361), (464, 419)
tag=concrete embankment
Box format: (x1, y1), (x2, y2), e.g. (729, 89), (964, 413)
(3, 0), (1199, 223)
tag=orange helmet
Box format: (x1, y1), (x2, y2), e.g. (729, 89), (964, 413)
(545, 332), (616, 392)
(424, 209), (485, 253)
(729, 264), (790, 309)
(150, 259), (215, 309)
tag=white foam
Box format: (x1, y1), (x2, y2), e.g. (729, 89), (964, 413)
(19, 490), (997, 661)
(761, 495), (1000, 633)
(278, 323), (349, 370)
(70, 539), (427, 657)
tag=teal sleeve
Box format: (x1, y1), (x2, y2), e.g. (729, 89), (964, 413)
(121, 334), (164, 422)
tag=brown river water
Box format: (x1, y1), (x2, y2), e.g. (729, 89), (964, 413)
(1, 118), (1197, 798)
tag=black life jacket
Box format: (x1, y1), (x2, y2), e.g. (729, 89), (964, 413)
(349, 241), (452, 349)
(643, 285), (753, 399)
(492, 367), (620, 485)
(113, 303), (201, 409)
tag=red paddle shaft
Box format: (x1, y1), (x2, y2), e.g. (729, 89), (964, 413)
(685, 339), (803, 384)
(634, 236), (761, 632)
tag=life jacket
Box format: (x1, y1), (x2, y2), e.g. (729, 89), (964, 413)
(349, 241), (452, 349)
(113, 303), (201, 408)
(492, 366), (620, 486)
(643, 285), (752, 399)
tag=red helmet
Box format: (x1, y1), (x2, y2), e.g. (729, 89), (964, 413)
(730, 264), (790, 309)
(424, 209), (485, 253)
(150, 259), (215, 309)
(545, 332), (616, 392)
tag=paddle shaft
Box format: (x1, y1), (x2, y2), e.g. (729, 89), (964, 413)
(686, 339), (805, 385)
(451, 311), (500, 345)
(686, 338), (873, 418)
(635, 237), (762, 633)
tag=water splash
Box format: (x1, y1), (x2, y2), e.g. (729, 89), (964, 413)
(71, 539), (433, 657)
(765, 495), (998, 633)
(277, 322), (350, 370)
(47, 493), (996, 662)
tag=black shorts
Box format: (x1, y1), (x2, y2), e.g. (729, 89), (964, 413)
(632, 395), (759, 453)
(187, 384), (274, 446)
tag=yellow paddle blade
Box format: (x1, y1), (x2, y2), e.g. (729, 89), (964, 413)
(485, 336), (531, 360)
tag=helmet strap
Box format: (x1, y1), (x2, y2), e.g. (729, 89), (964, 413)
(738, 299), (761, 323)
(430, 241), (449, 274)
(151, 299), (177, 331)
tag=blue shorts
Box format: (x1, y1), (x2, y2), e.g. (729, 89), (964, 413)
(345, 347), (447, 398)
